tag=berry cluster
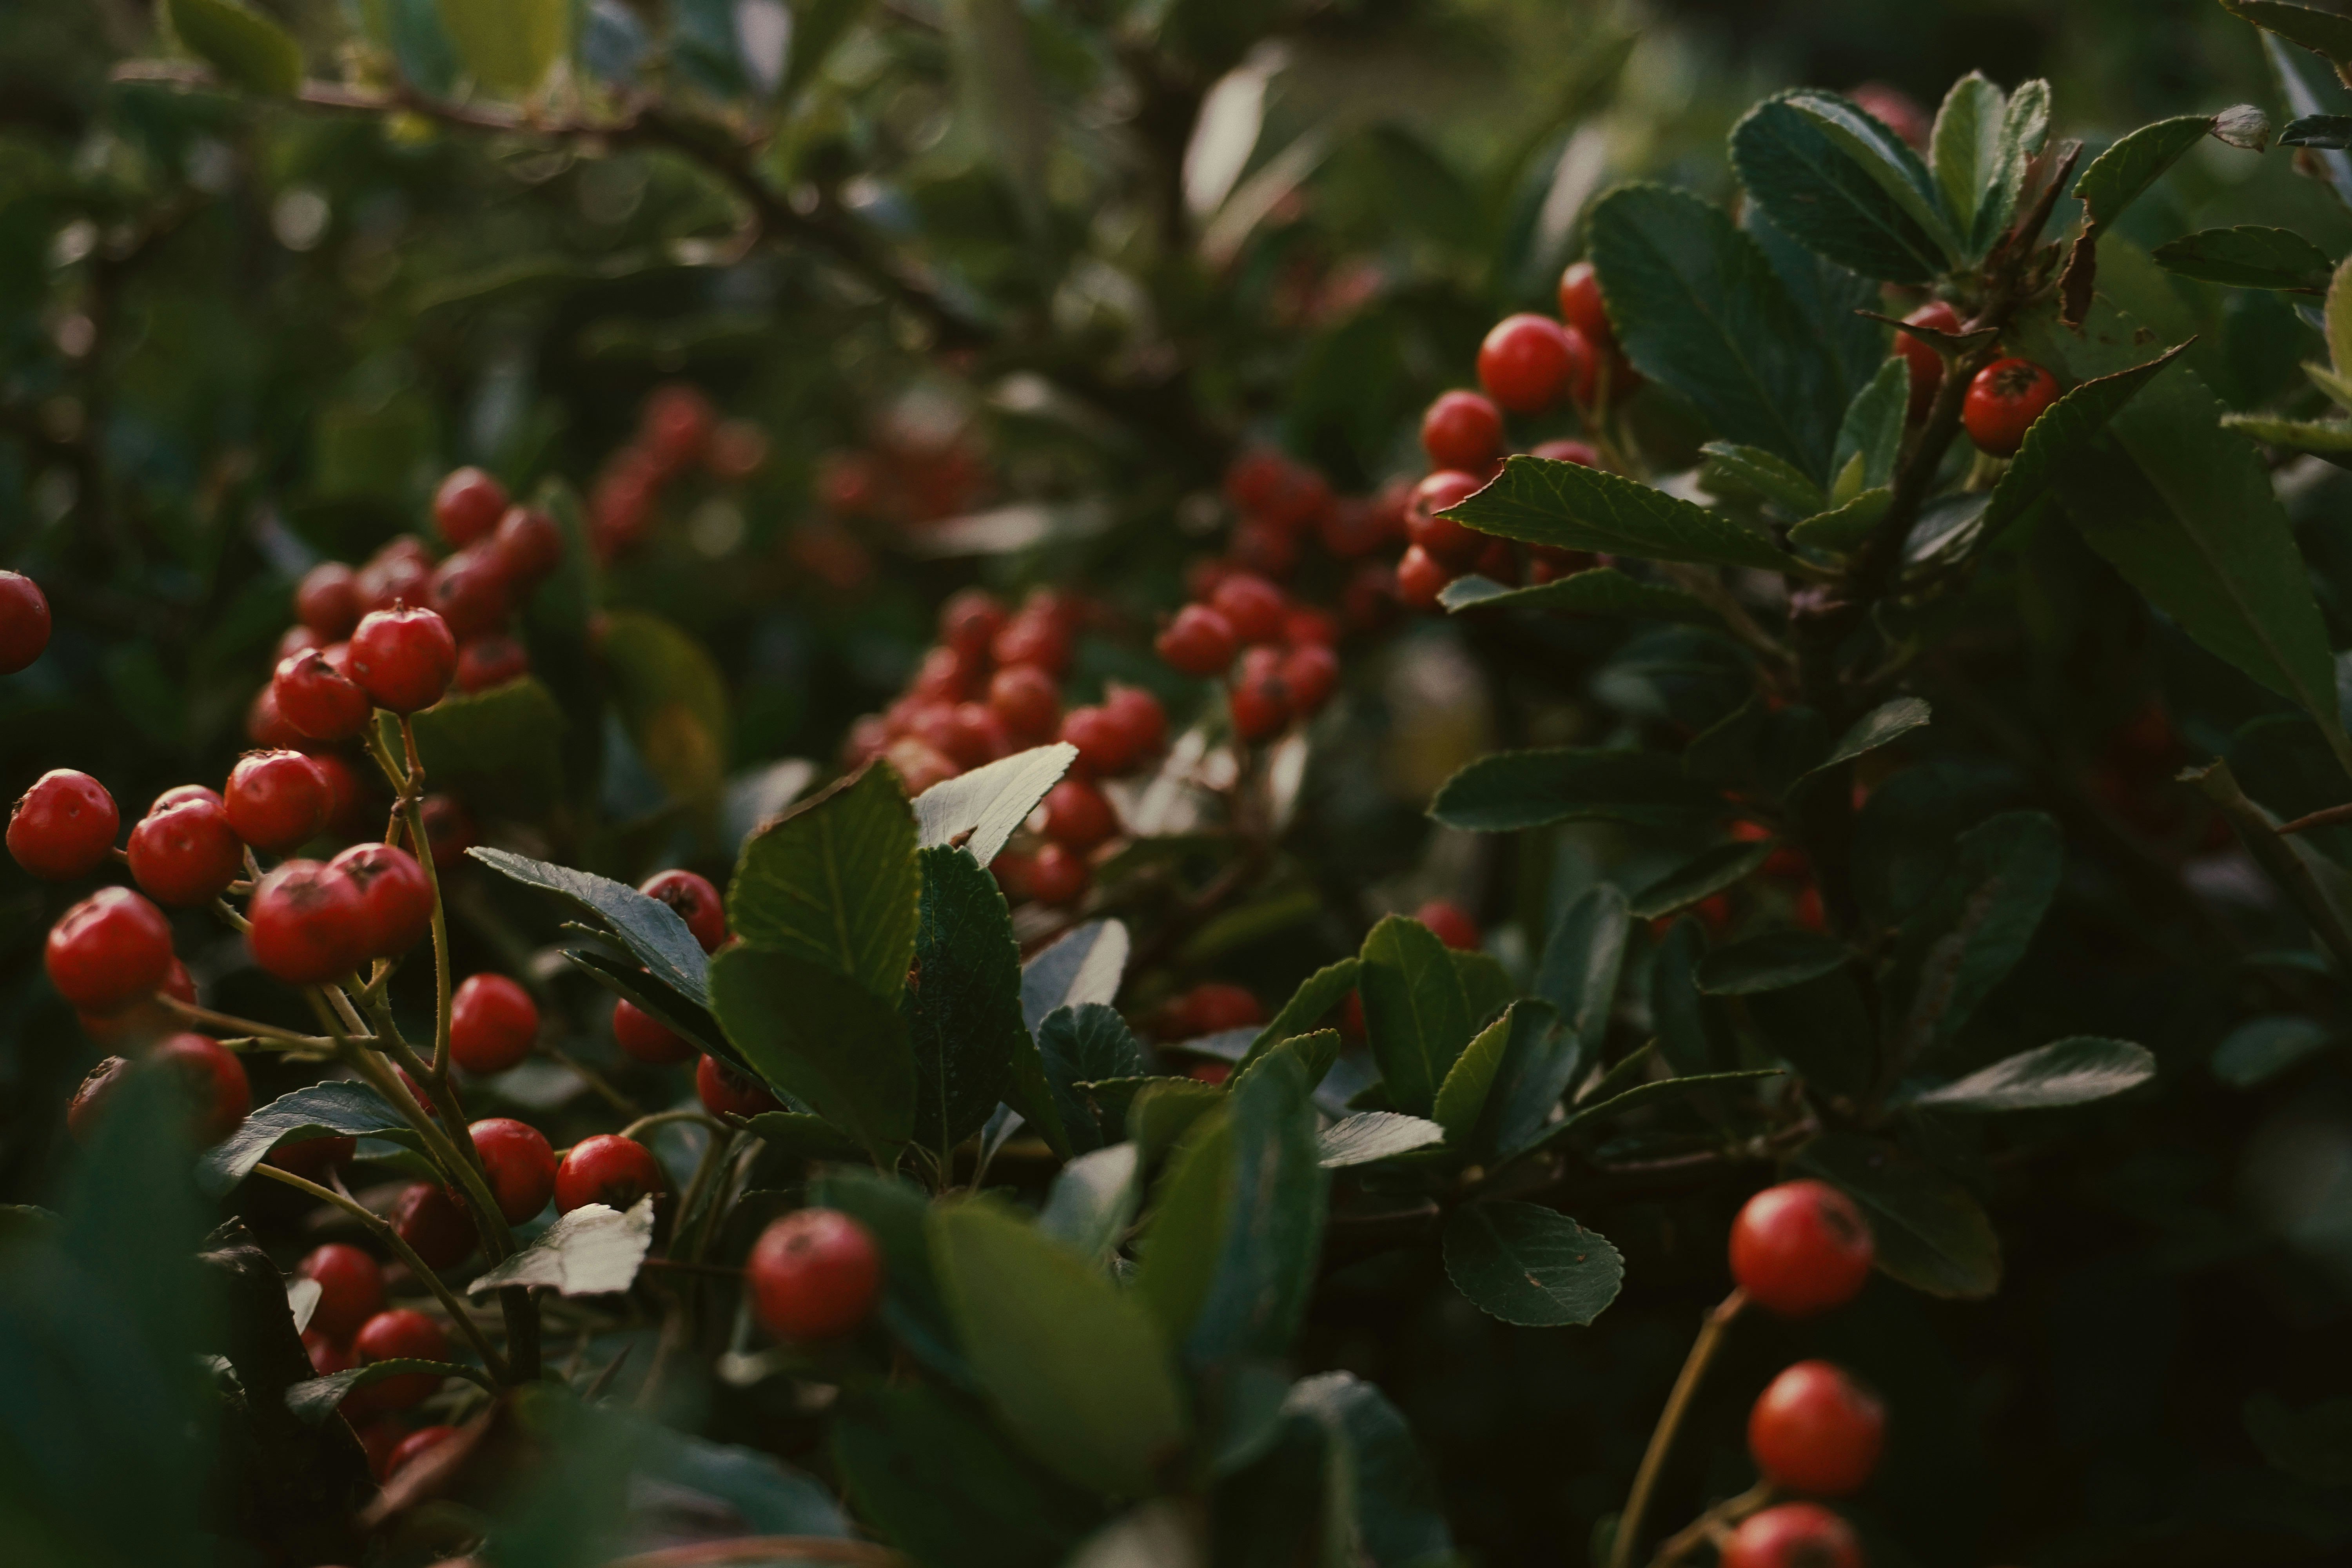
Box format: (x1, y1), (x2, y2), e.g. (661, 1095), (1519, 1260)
(1153, 567), (1341, 742)
(590, 382), (769, 559)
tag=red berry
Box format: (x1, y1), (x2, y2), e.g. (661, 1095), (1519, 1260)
(906, 702), (994, 770)
(987, 664), (1061, 741)
(385, 1425), (459, 1478)
(1025, 842), (1089, 906)
(45, 887), (174, 1014)
(1557, 261), (1616, 358)
(554, 1134), (664, 1215)
(697, 1053), (783, 1118)
(1962, 356), (2061, 457)
(910, 645), (980, 704)
(1156, 604), (1238, 677)
(266, 1131), (356, 1181)
(295, 562), (362, 639)
(1407, 471), (1485, 563)
(1184, 982), (1263, 1034)
(392, 1184), (475, 1272)
(225, 750), (331, 855)
(1188, 1059), (1233, 1085)
(1478, 312), (1588, 413)
(433, 467), (509, 548)
(613, 997), (696, 1064)
(306, 1330), (359, 1379)
(299, 1242), (386, 1341)
(1224, 448), (1293, 513)
(469, 1116), (557, 1223)
(1729, 1179), (1875, 1316)
(246, 859), (368, 985)
(450, 973), (538, 1075)
(1230, 517), (1301, 579)
(1340, 989), (1366, 1040)
(0, 570), (52, 673)
(1283, 607), (1338, 647)
(418, 794), (474, 869)
(1229, 647), (1289, 742)
(1416, 899), (1480, 951)
(991, 610), (1071, 675)
(349, 606), (458, 714)
(352, 550), (433, 621)
(882, 737), (959, 796)
(245, 684), (307, 752)
(8, 769), (119, 880)
(273, 648), (374, 742)
(1104, 682), (1166, 754)
(352, 1307), (451, 1409)
(1719, 1503), (1863, 1568)
(127, 796), (244, 907)
(1060, 705), (1138, 776)
(1040, 777), (1118, 849)
(1209, 573), (1287, 645)
(1897, 300), (1962, 421)
(1749, 1360), (1886, 1497)
(1420, 390), (1504, 473)
(275, 624), (328, 664)
(1321, 497), (1388, 558)
(1530, 439), (1601, 468)
(643, 383), (717, 472)
(306, 748), (367, 835)
(455, 634), (529, 693)
(1394, 545), (1450, 612)
(490, 506), (564, 585)
(640, 868), (727, 953)
(154, 1032), (250, 1144)
(939, 589), (1007, 658)
(1282, 643), (1340, 716)
(66, 1056), (132, 1143)
(425, 548), (512, 644)
(957, 700), (1014, 764)
(329, 842), (432, 959)
(1849, 81), (1932, 148)
(749, 1209), (883, 1340)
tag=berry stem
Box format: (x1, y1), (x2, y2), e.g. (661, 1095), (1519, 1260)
(619, 1107), (730, 1142)
(1648, 1480), (1775, 1568)
(392, 718), (460, 1080)
(1608, 1287), (1748, 1568)
(159, 995), (341, 1054)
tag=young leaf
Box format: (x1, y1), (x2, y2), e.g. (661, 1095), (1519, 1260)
(467, 1198), (654, 1296)
(1695, 931), (1850, 995)
(600, 611), (730, 802)
(1799, 697), (1932, 782)
(1730, 90), (1962, 284)
(1434, 1004), (1529, 1146)
(1787, 487), (1893, 556)
(831, 1386), (1104, 1568)
(1796, 1131), (2001, 1298)
(1357, 915), (1478, 1116)
(1038, 1143), (1142, 1268)
(167, 0), (303, 96)
(1831, 359), (1909, 494)
(1234, 956), (1359, 1076)
(197, 1082), (410, 1196)
(1630, 840), (1777, 921)
(1888, 811), (2063, 1066)
(1444, 455), (1798, 573)
(1586, 185), (1846, 476)
(915, 744), (1078, 867)
(904, 846), (1026, 1154)
(708, 946), (916, 1162)
(1430, 747), (1727, 833)
(729, 761), (921, 1003)
(1440, 567), (1720, 628)
(1905, 1036), (2156, 1111)
(472, 848), (712, 1005)
(1931, 73), (2010, 245)
(1037, 1004), (1150, 1154)
(1700, 441), (1829, 515)
(1441, 1203), (1623, 1327)
(436, 0), (568, 98)
(1318, 1112), (1444, 1167)
(2151, 226), (2335, 290)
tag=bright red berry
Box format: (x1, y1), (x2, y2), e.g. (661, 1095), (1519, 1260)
(224, 750), (331, 855)
(0, 570), (52, 673)
(46, 886), (174, 1014)
(246, 860), (368, 985)
(8, 769), (119, 880)
(1040, 777), (1117, 849)
(1208, 573), (1287, 645)
(352, 1307), (451, 1410)
(1105, 682), (1166, 753)
(1282, 642), (1339, 716)
(299, 1242), (386, 1341)
(385, 1425), (459, 1478)
(433, 466), (509, 548)
(1419, 390), (1504, 473)
(272, 648), (373, 742)
(1407, 471), (1485, 563)
(1479, 312), (1589, 413)
(987, 664), (1061, 741)
(910, 644), (979, 704)
(1025, 842), (1089, 906)
(266, 1131), (356, 1181)
(450, 973), (538, 1075)
(127, 796), (243, 907)
(697, 1054), (783, 1118)
(1530, 439), (1600, 468)
(1416, 899), (1481, 951)
(1897, 300), (1962, 421)
(490, 506), (563, 585)
(1962, 356), (2061, 457)
(425, 548), (511, 644)
(1394, 544), (1450, 612)
(353, 543), (434, 618)
(939, 589), (1007, 658)
(1283, 607), (1338, 647)
(613, 997), (695, 1065)
(991, 610), (1071, 675)
(1181, 982), (1263, 1034)
(1188, 1059), (1233, 1085)
(1749, 1360), (1886, 1497)
(554, 1134), (664, 1215)
(293, 563), (358, 641)
(455, 634), (529, 693)
(640, 868), (727, 952)
(349, 606), (458, 714)
(328, 842), (433, 960)
(152, 1032), (250, 1144)
(1719, 1503), (1863, 1568)
(1729, 1179), (1875, 1316)
(1557, 261), (1616, 357)
(1060, 705), (1137, 777)
(749, 1209), (884, 1341)
(305, 1330), (359, 1379)
(469, 1117), (557, 1223)
(392, 1184), (475, 1272)
(1156, 604), (1238, 678)
(1229, 646), (1290, 742)
(643, 383), (716, 472)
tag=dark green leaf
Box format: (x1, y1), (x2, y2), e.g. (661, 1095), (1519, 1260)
(436, 0), (568, 97)
(1038, 1004), (1150, 1154)
(1441, 1203), (1623, 1327)
(1037, 1143), (1141, 1267)
(1535, 885), (1630, 1046)
(2282, 113), (2352, 148)
(1831, 359), (1909, 494)
(1440, 567), (1720, 627)
(1320, 1112), (1445, 1167)
(832, 1385), (1102, 1568)
(744, 1111), (866, 1161)
(286, 1359), (488, 1424)
(1797, 1131), (2001, 1298)
(1357, 915), (1477, 1116)
(1631, 841), (1776, 920)
(472, 847), (712, 1006)
(2153, 226), (2335, 290)
(914, 744), (1078, 867)
(1695, 930), (1850, 995)
(1126, 1078), (1227, 1161)
(1699, 441), (1828, 515)
(1787, 488), (1892, 556)
(468, 1196), (653, 1295)
(167, 0), (303, 95)
(563, 946), (737, 1068)
(1236, 958), (1359, 1077)
(600, 610), (729, 802)
(729, 761), (922, 1002)
(1445, 455), (1797, 573)
(1888, 811), (2063, 1065)
(397, 676), (568, 817)
(1744, 207), (1891, 405)
(1907, 1036), (2156, 1111)
(1967, 339), (2192, 554)
(2074, 114), (2234, 230)
(1554, 1067), (1784, 1140)
(708, 946), (915, 1162)
(197, 1082), (409, 1196)
(2223, 1), (2352, 81)
(2213, 1016), (2336, 1086)
(1021, 919), (1130, 1033)
(2264, 34), (2352, 198)
(1454, 949), (1517, 1029)
(1748, 969), (1878, 1099)
(1802, 696), (1932, 781)
(1434, 1003), (1535, 1148)
(630, 1419), (848, 1537)
(812, 1169), (970, 1386)
(1236, 1030), (1339, 1096)
(1283, 1374), (1455, 1568)
(904, 846), (1025, 1153)
(1731, 90), (1960, 284)
(1430, 746), (1726, 833)
(783, 0), (874, 102)
(1650, 920), (1735, 1078)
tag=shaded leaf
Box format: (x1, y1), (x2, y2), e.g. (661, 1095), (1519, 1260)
(904, 847), (1025, 1153)
(729, 761), (921, 1002)
(2282, 112), (2352, 148)
(1038, 1143), (1142, 1267)
(1441, 1203), (1623, 1327)
(1553, 1067), (1785, 1140)
(2213, 1014), (2336, 1087)
(1797, 1131), (2001, 1298)
(1967, 339), (2192, 554)
(2153, 226), (2335, 290)
(437, 0), (568, 97)
(1748, 969), (1878, 1099)
(1889, 811), (2063, 1065)
(1801, 697), (1932, 781)
(1021, 919), (1131, 1033)
(1038, 1004), (1150, 1155)
(197, 1082), (408, 1196)
(812, 1169), (970, 1387)
(473, 848), (712, 1006)
(1631, 841), (1776, 920)
(286, 1359), (486, 1424)
(1787, 487), (1892, 556)
(167, 0), (303, 96)
(1831, 359), (1909, 494)
(708, 946), (915, 1162)
(1731, 90), (1960, 284)
(2223, 0), (2352, 82)
(399, 677), (568, 817)
(1282, 1374), (1455, 1568)
(1699, 441), (1828, 514)
(1535, 885), (1630, 1047)
(1446, 455), (1797, 573)
(832, 1385), (1103, 1568)
(1695, 931), (1850, 995)
(468, 1198), (653, 1295)
(1236, 958), (1359, 1077)
(1430, 747), (1726, 833)
(1357, 915), (1476, 1116)
(915, 744), (1078, 867)
(1906, 1037), (2156, 1111)
(1440, 567), (1720, 627)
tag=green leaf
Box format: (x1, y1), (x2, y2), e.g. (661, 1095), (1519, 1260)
(1021, 920), (1130, 1033)
(2282, 112), (2352, 147)
(1038, 1143), (1141, 1268)
(1744, 207), (1892, 405)
(1236, 958), (1359, 1078)
(2212, 1015), (2336, 1087)
(1650, 920), (1735, 1078)
(1887, 811), (2063, 1066)
(286, 1359), (490, 1424)
(1933, 74), (2049, 256)
(932, 1199), (1188, 1496)
(398, 676), (568, 817)
(783, 0), (875, 102)
(471, 848), (712, 1006)
(1553, 1067), (1785, 1141)
(1430, 747), (1727, 834)
(1357, 916), (1477, 1116)
(1038, 1004), (1150, 1154)
(566, 946), (735, 1067)
(1282, 1374), (1456, 1568)
(1631, 841), (1776, 921)
(1316, 1112), (1443, 1168)
(1787, 487), (1893, 556)
(946, 0), (1051, 227)
(1967, 339), (2192, 555)
(1445, 455), (1798, 573)
(708, 946), (916, 1163)
(1906, 1037), (2156, 1111)
(1440, 567), (1720, 627)
(730, 761), (922, 1002)
(1748, 969), (1878, 1099)
(196, 1082), (409, 1196)
(1434, 1005), (1523, 1147)
(1441, 1202), (1623, 1328)
(2329, 254), (2352, 377)
(1125, 1079), (1227, 1162)
(2075, 114), (2231, 230)
(832, 1385), (1102, 1568)
(1535, 886), (1630, 1047)
(2152, 226), (2335, 290)
(1731, 89), (1961, 284)
(1454, 949), (1516, 1030)
(1587, 185), (1846, 475)
(2221, 413), (2352, 450)
(1802, 697), (1932, 782)
(1831, 359), (1909, 493)
(743, 1111), (866, 1162)
(600, 610), (730, 804)
(437, 0), (568, 98)
(1169, 1049), (1328, 1368)
(1796, 1131), (2001, 1298)
(904, 846), (1025, 1154)
(811, 1169), (970, 1385)
(914, 744), (1078, 867)
(2222, 0), (2352, 81)
(467, 1196), (653, 1295)
(1695, 930), (1850, 995)
(167, 0), (303, 96)
(1699, 441), (1828, 515)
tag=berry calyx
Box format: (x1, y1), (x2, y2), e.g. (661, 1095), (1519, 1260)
(1748, 1359), (1886, 1497)
(641, 868), (727, 953)
(8, 769), (120, 880)
(1416, 899), (1481, 951)
(1420, 390), (1505, 473)
(748, 1208), (884, 1341)
(696, 1054), (782, 1118)
(0, 570), (52, 673)
(1897, 300), (1962, 421)
(612, 997), (695, 1065)
(246, 860), (368, 985)
(45, 887), (174, 1014)
(273, 648), (374, 742)
(1156, 604), (1238, 678)
(555, 1134), (665, 1214)
(329, 842), (433, 958)
(1962, 356), (2061, 457)
(1478, 312), (1590, 413)
(224, 750), (331, 855)
(468, 1116), (557, 1223)
(1729, 1178), (1875, 1316)
(298, 1242), (387, 1341)
(1040, 777), (1117, 849)
(433, 466), (509, 548)
(127, 795), (245, 907)
(1719, 1503), (1863, 1568)
(450, 973), (539, 1075)
(154, 1032), (250, 1144)
(349, 606), (458, 714)
(391, 1183), (475, 1272)
(352, 1308), (451, 1410)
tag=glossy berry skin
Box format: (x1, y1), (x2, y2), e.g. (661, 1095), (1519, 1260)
(298, 1242), (386, 1341)
(697, 1054), (783, 1119)
(354, 546), (432, 618)
(46, 887), (174, 1014)
(426, 549), (511, 643)
(296, 562), (362, 639)
(385, 1425), (459, 1477)
(1719, 1503), (1863, 1568)
(990, 610), (1070, 676)
(330, 842), (433, 958)
(1040, 778), (1117, 849)
(1156, 604), (1238, 678)
(392, 1183), (475, 1272)
(273, 648), (374, 742)
(1283, 643), (1339, 715)
(128, 796), (244, 907)
(491, 506), (563, 584)
(352, 1308), (451, 1410)
(1406, 471), (1485, 563)
(1963, 356), (2061, 457)
(469, 1117), (557, 1223)
(1897, 300), (1962, 421)
(225, 750), (331, 855)
(433, 466), (509, 548)
(248, 860), (368, 984)
(0, 570), (53, 673)
(1478, 312), (1590, 413)
(612, 998), (695, 1065)
(1419, 390), (1505, 473)
(1025, 842), (1089, 906)
(8, 769), (119, 880)
(1557, 261), (1615, 356)
(1209, 573), (1287, 645)
(1104, 682), (1166, 754)
(349, 606), (458, 714)
(1749, 1360), (1886, 1497)
(987, 664), (1061, 741)
(749, 1209), (884, 1341)
(555, 1134), (665, 1215)
(450, 973), (538, 1075)
(154, 1033), (249, 1144)
(1061, 706), (1137, 777)
(455, 634), (529, 693)
(1730, 1179), (1875, 1316)
(1416, 899), (1481, 951)
(1229, 646), (1290, 742)
(641, 869), (727, 953)
(1394, 545), (1450, 612)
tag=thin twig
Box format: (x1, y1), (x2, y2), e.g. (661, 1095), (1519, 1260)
(1609, 1289), (1748, 1568)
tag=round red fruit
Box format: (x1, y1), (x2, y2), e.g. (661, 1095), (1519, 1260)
(352, 1308), (451, 1410)
(641, 868), (727, 953)
(1962, 356), (2060, 457)
(1185, 982), (1263, 1034)
(385, 1425), (458, 1478)
(127, 795), (244, 907)
(1229, 647), (1290, 742)
(0, 570), (52, 673)
(1478, 312), (1588, 413)
(697, 1054), (782, 1118)
(1283, 643), (1339, 716)
(450, 973), (538, 1075)
(1530, 439), (1600, 468)
(305, 1330), (359, 1379)
(329, 842), (433, 959)
(1719, 1503), (1863, 1568)
(425, 548), (511, 644)
(296, 562), (363, 639)
(299, 1242), (386, 1341)
(273, 648), (374, 742)
(1749, 1359), (1886, 1497)
(1729, 1178), (1875, 1316)
(1156, 604), (1238, 678)
(1040, 777), (1117, 849)
(266, 1132), (356, 1182)
(987, 664), (1061, 741)
(1416, 899), (1480, 951)
(1208, 573), (1287, 646)
(66, 1056), (132, 1144)
(749, 1208), (884, 1341)
(433, 466), (509, 548)
(554, 1134), (664, 1215)
(469, 1117), (557, 1223)
(1060, 705), (1137, 777)
(1394, 545), (1450, 612)
(419, 794), (474, 869)
(939, 589), (1007, 658)
(613, 998), (695, 1065)
(643, 383), (716, 472)
(991, 610), (1071, 675)
(8, 769), (119, 880)
(491, 506), (563, 585)
(1557, 261), (1617, 357)
(1897, 300), (1962, 421)
(246, 860), (368, 985)
(392, 1183), (475, 1272)
(225, 750), (331, 855)
(1407, 471), (1485, 563)
(154, 1032), (249, 1144)
(455, 634), (529, 693)
(46, 887), (174, 1014)
(1104, 682), (1167, 755)
(349, 606), (458, 714)
(1419, 390), (1504, 473)
(354, 541), (433, 617)
(1025, 842), (1089, 906)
